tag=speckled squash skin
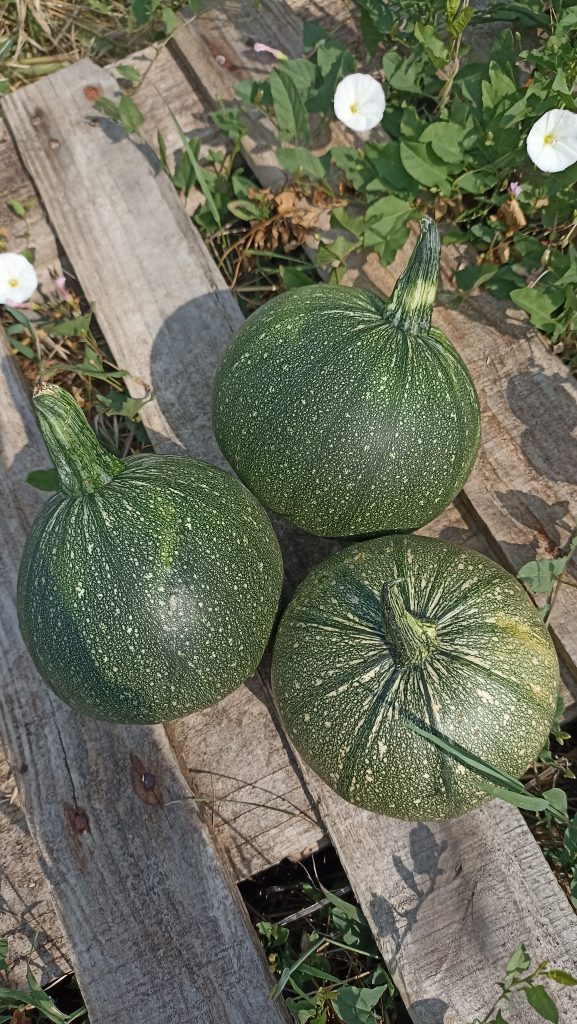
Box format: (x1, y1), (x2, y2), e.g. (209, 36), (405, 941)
(213, 218), (480, 538)
(18, 385), (283, 724)
(272, 534), (559, 820)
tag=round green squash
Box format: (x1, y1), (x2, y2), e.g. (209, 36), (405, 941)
(18, 384), (283, 724)
(272, 534), (559, 820)
(213, 217), (481, 538)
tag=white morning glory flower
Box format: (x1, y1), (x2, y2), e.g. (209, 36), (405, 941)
(526, 108), (577, 173)
(334, 73), (386, 133)
(0, 252), (38, 305)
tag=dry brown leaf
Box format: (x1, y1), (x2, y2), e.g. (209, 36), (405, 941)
(499, 198), (527, 231)
(10, 1009), (33, 1024)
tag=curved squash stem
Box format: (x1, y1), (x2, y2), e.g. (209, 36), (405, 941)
(380, 580), (437, 667)
(33, 382), (125, 496)
(389, 216), (440, 335)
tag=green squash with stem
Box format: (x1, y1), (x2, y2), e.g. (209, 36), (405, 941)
(18, 384), (283, 724)
(272, 534), (559, 820)
(213, 217), (481, 538)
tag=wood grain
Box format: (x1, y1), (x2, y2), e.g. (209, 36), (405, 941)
(0, 328), (291, 1021)
(0, 728), (72, 988)
(0, 119), (71, 990)
(2, 59), (325, 882)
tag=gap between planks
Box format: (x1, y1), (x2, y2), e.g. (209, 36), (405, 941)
(4, 51), (577, 1024)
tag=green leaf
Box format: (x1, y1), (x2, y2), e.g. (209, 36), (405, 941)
(382, 51), (431, 95)
(41, 313), (92, 337)
(332, 984), (386, 1024)
(157, 129), (170, 174)
(6, 335), (36, 360)
(509, 286), (564, 331)
(546, 970), (577, 986)
(452, 167), (496, 193)
(7, 198), (27, 218)
(227, 198), (265, 222)
(118, 94), (144, 134)
(309, 48), (354, 114)
(116, 63), (141, 83)
(0, 938), (8, 972)
(100, 390), (150, 419)
(330, 206), (365, 240)
(270, 66), (310, 142)
(280, 265), (315, 289)
(420, 121), (465, 164)
(171, 113), (221, 227)
(544, 788), (568, 818)
(94, 96), (121, 122)
(275, 58), (317, 98)
(317, 235), (361, 267)
(161, 7), (179, 34)
(277, 147), (327, 180)
(455, 264), (499, 292)
(25, 969), (70, 1022)
(316, 42), (347, 78)
(211, 106), (246, 142)
(506, 943), (531, 974)
(364, 141), (419, 193)
(363, 194), (413, 237)
(400, 140), (450, 190)
(303, 21), (327, 50)
(524, 985), (559, 1023)
(447, 6), (475, 38)
(270, 936), (325, 999)
(0, 79), (10, 96)
(331, 146), (370, 191)
(481, 62), (518, 116)
(27, 467), (60, 492)
(414, 23), (449, 68)
(131, 0), (156, 26)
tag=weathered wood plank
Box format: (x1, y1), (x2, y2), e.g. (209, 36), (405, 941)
(312, 782), (577, 1024)
(0, 119), (71, 991)
(0, 328), (291, 1021)
(6, 50), (577, 1024)
(0, 97), (298, 1024)
(2, 58), (325, 882)
(0, 740), (72, 988)
(171, 0), (577, 715)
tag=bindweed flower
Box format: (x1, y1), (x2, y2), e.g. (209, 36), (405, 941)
(253, 42), (287, 60)
(55, 274), (73, 301)
(526, 108), (577, 173)
(334, 73), (385, 133)
(508, 181), (522, 197)
(0, 252), (38, 306)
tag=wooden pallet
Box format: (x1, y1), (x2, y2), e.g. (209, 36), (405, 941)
(1, 2), (577, 1021)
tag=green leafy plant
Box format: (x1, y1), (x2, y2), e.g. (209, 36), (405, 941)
(0, 940), (87, 1023)
(470, 943), (577, 1024)
(256, 886), (398, 1024)
(517, 520), (577, 621)
(232, 0), (577, 359)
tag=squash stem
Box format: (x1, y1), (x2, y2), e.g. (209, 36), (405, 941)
(380, 580), (436, 667)
(388, 216), (440, 334)
(33, 383), (125, 496)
